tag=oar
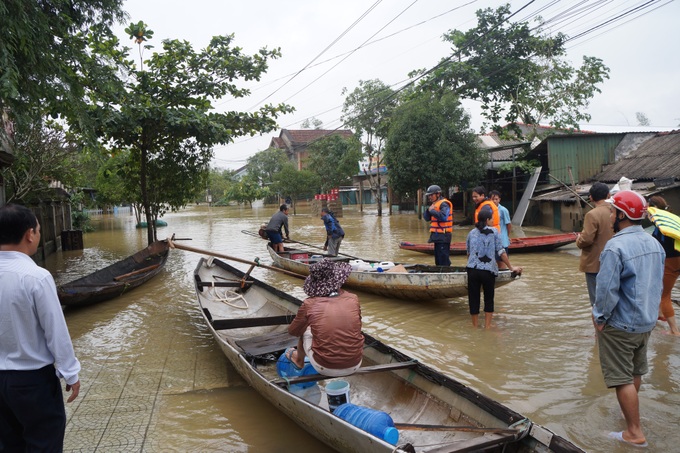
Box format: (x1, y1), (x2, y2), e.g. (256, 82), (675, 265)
(393, 423), (520, 435)
(283, 238), (362, 260)
(168, 240), (307, 279)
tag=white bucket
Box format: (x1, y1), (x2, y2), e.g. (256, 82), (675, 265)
(325, 380), (350, 412)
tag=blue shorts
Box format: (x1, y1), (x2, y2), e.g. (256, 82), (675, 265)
(267, 231), (283, 245)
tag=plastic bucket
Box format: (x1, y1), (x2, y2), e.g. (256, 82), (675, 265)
(326, 380), (350, 412)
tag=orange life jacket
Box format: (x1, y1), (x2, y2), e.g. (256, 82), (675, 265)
(474, 199), (500, 232)
(429, 198), (453, 233)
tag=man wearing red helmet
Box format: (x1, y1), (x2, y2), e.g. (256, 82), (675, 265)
(593, 190), (665, 448)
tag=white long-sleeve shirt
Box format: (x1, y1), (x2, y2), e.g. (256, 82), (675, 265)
(0, 251), (80, 384)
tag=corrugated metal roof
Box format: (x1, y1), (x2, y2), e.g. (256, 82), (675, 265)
(595, 130), (680, 182)
(531, 180), (680, 203)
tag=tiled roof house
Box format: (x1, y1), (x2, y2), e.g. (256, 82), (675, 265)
(269, 129), (355, 170)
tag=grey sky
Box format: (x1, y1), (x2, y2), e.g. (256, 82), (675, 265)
(120, 0), (679, 169)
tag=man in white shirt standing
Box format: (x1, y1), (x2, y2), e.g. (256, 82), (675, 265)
(0, 204), (81, 452)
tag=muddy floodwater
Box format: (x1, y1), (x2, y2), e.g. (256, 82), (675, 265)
(44, 204), (680, 452)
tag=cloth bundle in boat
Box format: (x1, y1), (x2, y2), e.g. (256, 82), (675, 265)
(648, 206), (680, 252)
(303, 259), (351, 297)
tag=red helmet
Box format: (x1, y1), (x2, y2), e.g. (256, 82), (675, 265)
(608, 190), (647, 220)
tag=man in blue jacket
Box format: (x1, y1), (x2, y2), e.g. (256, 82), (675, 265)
(321, 207), (345, 256)
(593, 190), (664, 448)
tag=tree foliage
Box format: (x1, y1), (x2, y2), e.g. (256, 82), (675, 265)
(271, 164), (320, 215)
(247, 147), (289, 188)
(90, 25), (293, 243)
(425, 4), (609, 136)
(226, 174), (269, 206)
(385, 91), (485, 197)
(306, 134), (362, 193)
(1, 121), (82, 203)
(342, 79), (399, 216)
(0, 0), (127, 142)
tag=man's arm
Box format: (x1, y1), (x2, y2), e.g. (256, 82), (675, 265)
(592, 248), (622, 325)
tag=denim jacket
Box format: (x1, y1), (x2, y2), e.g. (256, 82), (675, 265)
(593, 225), (665, 333)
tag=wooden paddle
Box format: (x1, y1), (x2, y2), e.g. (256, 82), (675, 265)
(283, 238), (362, 260)
(168, 240), (307, 279)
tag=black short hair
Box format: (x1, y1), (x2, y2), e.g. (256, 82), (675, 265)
(280, 204), (289, 211)
(489, 190), (501, 198)
(589, 182), (610, 202)
(472, 186), (487, 197)
(0, 204), (38, 245)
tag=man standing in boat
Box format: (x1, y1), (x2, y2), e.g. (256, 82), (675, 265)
(0, 204), (81, 451)
(265, 204), (290, 253)
(287, 260), (363, 376)
(576, 182), (614, 306)
(593, 190), (664, 448)
(423, 185), (453, 266)
(320, 207), (345, 257)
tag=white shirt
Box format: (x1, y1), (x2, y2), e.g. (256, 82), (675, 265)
(0, 251), (80, 384)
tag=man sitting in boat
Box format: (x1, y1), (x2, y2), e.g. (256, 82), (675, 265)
(286, 260), (364, 376)
(265, 204), (290, 253)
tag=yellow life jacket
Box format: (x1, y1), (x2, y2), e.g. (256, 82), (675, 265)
(648, 206), (680, 252)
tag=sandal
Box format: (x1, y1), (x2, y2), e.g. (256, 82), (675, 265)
(285, 347), (303, 371)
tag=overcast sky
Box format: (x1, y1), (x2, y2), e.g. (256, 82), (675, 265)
(119, 0), (679, 170)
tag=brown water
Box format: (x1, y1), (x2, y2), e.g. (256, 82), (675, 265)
(44, 204), (680, 452)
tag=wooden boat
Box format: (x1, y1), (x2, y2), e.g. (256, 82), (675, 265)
(400, 232), (578, 256)
(57, 240), (170, 307)
(192, 257), (584, 453)
(267, 244), (518, 300)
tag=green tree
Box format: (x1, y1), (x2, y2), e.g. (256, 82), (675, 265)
(306, 134), (362, 193)
(271, 164), (320, 215)
(385, 91), (485, 201)
(1, 121), (81, 203)
(426, 4), (609, 136)
(0, 0), (126, 142)
(246, 147), (289, 188)
(342, 79), (399, 216)
(301, 117), (323, 129)
(226, 174), (269, 207)
(91, 25), (293, 244)
(207, 167), (237, 205)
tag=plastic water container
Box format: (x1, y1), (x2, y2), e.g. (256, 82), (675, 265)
(349, 260), (397, 272)
(325, 380), (350, 411)
(276, 351), (318, 389)
(333, 403), (399, 445)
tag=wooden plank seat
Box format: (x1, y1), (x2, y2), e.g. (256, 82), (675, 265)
(271, 360), (419, 387)
(236, 330), (297, 357)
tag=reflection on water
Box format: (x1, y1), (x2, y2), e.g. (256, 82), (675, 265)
(43, 204), (680, 452)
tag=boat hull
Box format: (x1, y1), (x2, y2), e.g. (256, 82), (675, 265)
(193, 257), (584, 453)
(400, 233), (578, 256)
(57, 240), (169, 307)
(267, 245), (516, 300)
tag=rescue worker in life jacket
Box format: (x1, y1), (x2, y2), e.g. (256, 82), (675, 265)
(423, 185), (453, 266)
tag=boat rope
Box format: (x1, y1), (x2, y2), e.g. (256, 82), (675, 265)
(206, 274), (249, 309)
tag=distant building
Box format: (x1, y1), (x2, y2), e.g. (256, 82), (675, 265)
(269, 129), (355, 170)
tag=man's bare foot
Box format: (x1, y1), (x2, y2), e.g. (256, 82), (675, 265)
(286, 348), (304, 369)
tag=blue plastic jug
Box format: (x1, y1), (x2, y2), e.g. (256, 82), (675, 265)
(333, 403), (399, 445)
(276, 350), (317, 389)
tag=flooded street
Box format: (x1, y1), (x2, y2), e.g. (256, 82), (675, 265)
(44, 204), (680, 452)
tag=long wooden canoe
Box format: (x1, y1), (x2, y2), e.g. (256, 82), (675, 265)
(267, 244), (518, 300)
(400, 232), (578, 256)
(192, 257), (584, 453)
(57, 240), (170, 307)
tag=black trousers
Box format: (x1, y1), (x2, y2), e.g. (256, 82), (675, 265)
(0, 365), (66, 452)
(466, 267), (496, 314)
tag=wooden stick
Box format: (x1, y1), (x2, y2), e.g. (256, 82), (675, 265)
(393, 423), (520, 435)
(113, 264), (160, 281)
(283, 238), (362, 260)
(271, 360), (418, 386)
(169, 240), (307, 279)
(212, 315), (294, 330)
